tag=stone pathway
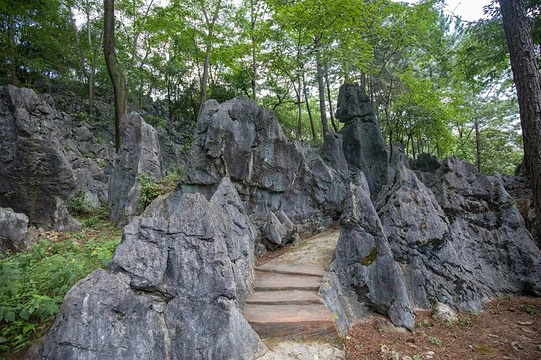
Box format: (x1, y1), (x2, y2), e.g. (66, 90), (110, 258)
(246, 228), (345, 359)
(245, 229), (341, 338)
(244, 263), (336, 339)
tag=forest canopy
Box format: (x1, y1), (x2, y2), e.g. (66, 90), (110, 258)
(0, 0), (530, 175)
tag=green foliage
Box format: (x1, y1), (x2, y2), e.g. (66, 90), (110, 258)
(137, 172), (161, 211)
(67, 190), (93, 215)
(160, 166), (184, 195)
(0, 234), (120, 352)
(0, 0), (526, 173)
(412, 355), (422, 360)
(136, 167), (185, 212)
(457, 316), (472, 327)
(429, 336), (442, 347)
(80, 205), (110, 229)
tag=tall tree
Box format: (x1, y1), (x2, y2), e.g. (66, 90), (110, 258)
(104, 0), (127, 152)
(499, 0), (541, 231)
(197, 0), (224, 116)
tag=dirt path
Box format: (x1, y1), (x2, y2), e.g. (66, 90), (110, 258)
(263, 228), (340, 267)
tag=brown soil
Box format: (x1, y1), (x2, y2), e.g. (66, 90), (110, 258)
(344, 296), (541, 360)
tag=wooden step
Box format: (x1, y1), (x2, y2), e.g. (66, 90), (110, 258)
(246, 290), (323, 305)
(255, 263), (326, 277)
(253, 271), (322, 291)
(244, 304), (336, 339)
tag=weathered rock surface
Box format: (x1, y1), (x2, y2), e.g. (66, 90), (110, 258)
(501, 174), (541, 249)
(259, 210), (298, 248)
(431, 302), (458, 323)
(377, 158), (541, 311)
(324, 155), (541, 332)
(184, 98), (349, 238)
(0, 86), (80, 230)
(108, 113), (165, 226)
(0, 207), (31, 254)
(322, 174), (415, 332)
(410, 152), (441, 174)
(40, 177), (266, 359)
(337, 84), (389, 199)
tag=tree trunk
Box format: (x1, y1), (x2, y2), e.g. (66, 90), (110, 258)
(315, 44), (329, 135)
(500, 0), (541, 231)
(474, 120), (482, 173)
(199, 51), (210, 116)
(302, 71), (316, 139)
(104, 0), (128, 152)
(325, 66), (338, 132)
(250, 0), (257, 100)
(296, 77), (302, 141)
(198, 1), (222, 117)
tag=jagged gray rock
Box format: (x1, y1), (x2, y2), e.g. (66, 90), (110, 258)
(0, 207), (31, 254)
(336, 84), (389, 199)
(40, 177), (266, 359)
(410, 152), (441, 174)
(321, 132), (349, 174)
(259, 210), (298, 248)
(501, 174), (540, 249)
(108, 113), (165, 226)
(323, 174), (414, 332)
(377, 158), (541, 311)
(184, 98), (349, 236)
(0, 85), (80, 230)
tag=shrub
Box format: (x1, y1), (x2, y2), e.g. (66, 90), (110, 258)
(137, 167), (184, 212)
(67, 190), (93, 215)
(137, 172), (161, 211)
(0, 234), (120, 352)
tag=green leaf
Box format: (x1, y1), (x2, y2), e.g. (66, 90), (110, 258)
(5, 311), (15, 322)
(19, 309), (30, 320)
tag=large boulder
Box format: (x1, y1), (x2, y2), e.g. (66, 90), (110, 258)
(322, 174), (414, 333)
(336, 84), (389, 199)
(40, 177), (266, 359)
(0, 207), (32, 254)
(184, 98), (349, 235)
(376, 158), (541, 311)
(0, 86), (80, 230)
(108, 113), (165, 226)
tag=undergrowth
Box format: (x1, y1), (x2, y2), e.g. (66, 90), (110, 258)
(0, 208), (121, 355)
(137, 166), (183, 212)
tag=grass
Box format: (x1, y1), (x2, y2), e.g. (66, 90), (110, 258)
(0, 207), (121, 355)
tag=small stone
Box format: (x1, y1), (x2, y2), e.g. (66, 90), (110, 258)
(432, 302), (458, 323)
(374, 317), (408, 333)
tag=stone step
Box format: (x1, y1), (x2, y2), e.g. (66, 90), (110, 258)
(255, 263), (326, 277)
(253, 271), (322, 291)
(246, 290), (323, 305)
(244, 304), (336, 339)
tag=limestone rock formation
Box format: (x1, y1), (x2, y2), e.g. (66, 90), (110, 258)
(336, 84), (389, 199)
(0, 86), (80, 230)
(322, 175), (415, 332)
(108, 113), (165, 226)
(184, 98), (349, 236)
(40, 177), (266, 359)
(379, 158), (541, 311)
(410, 152), (441, 174)
(501, 174), (541, 248)
(0, 207), (31, 254)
